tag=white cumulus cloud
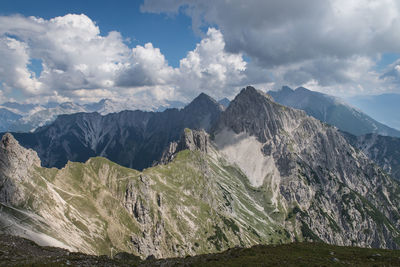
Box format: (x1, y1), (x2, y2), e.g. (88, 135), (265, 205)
(142, 0), (400, 95)
(0, 13), (249, 104)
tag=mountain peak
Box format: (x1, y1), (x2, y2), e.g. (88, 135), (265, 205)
(192, 92), (217, 103)
(216, 86), (300, 142)
(280, 85), (294, 92)
(234, 86), (273, 105)
(218, 98), (230, 109)
(240, 85), (259, 95)
(0, 133), (41, 187)
(0, 133), (40, 165)
(184, 92), (222, 112)
(0, 133), (19, 150)
(159, 128), (210, 164)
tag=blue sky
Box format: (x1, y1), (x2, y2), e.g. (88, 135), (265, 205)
(1, 0), (400, 105)
(1, 0), (198, 67)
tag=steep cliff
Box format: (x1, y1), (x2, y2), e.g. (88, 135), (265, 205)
(214, 86), (400, 248)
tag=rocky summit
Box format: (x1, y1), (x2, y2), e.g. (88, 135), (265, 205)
(0, 86), (400, 261)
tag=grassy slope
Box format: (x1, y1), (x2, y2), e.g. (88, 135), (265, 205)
(2, 148), (290, 257)
(4, 144), (400, 258)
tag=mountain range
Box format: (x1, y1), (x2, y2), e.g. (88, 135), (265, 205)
(268, 86), (400, 137)
(1, 86), (400, 259)
(7, 93), (222, 170)
(0, 98), (186, 133)
(347, 93), (400, 131)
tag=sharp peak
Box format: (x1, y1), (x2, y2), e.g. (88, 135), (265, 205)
(280, 85), (294, 92)
(194, 92), (215, 101)
(0, 132), (41, 167)
(186, 92), (219, 107)
(236, 86), (272, 101)
(1, 133), (18, 148)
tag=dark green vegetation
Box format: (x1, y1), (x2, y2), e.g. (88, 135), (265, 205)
(2, 234), (400, 267)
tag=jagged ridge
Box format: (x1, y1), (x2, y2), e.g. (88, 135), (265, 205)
(4, 93), (223, 171)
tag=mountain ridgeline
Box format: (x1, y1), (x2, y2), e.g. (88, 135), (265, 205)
(268, 86), (400, 137)
(6, 93), (222, 171)
(1, 86), (400, 259)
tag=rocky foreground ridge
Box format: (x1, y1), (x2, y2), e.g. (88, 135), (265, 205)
(0, 86), (400, 259)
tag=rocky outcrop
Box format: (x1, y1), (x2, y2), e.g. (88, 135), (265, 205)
(159, 129), (210, 164)
(0, 133), (40, 205)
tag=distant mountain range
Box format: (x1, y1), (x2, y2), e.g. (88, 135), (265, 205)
(342, 132), (400, 181)
(7, 94), (222, 170)
(268, 86), (400, 137)
(0, 98), (186, 133)
(1, 86), (400, 258)
(347, 93), (400, 131)
(0, 108), (22, 132)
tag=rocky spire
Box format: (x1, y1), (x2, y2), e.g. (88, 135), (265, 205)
(159, 128), (210, 164)
(0, 133), (41, 180)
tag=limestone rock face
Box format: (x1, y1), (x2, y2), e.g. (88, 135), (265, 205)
(0, 133), (40, 205)
(214, 86), (400, 249)
(160, 129), (210, 164)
